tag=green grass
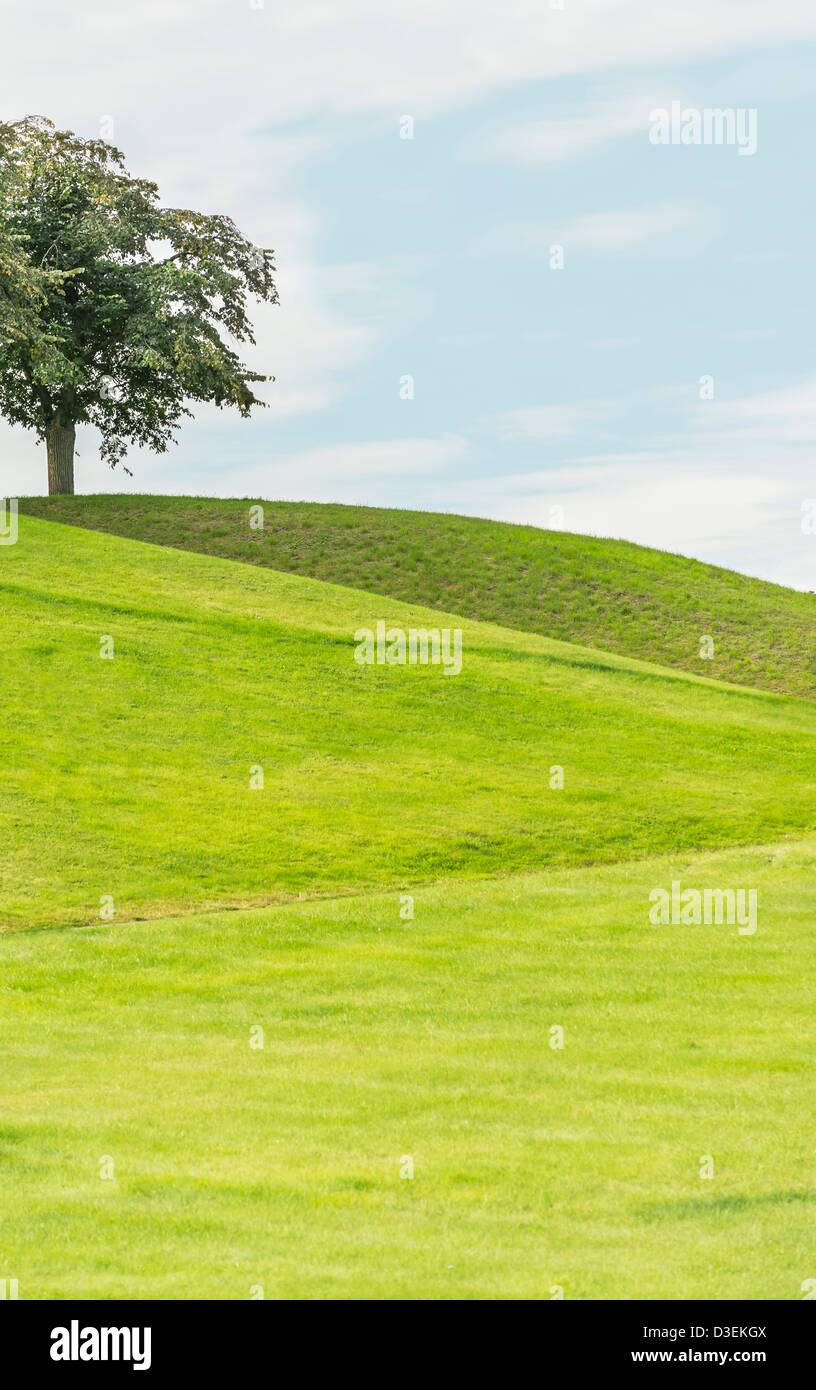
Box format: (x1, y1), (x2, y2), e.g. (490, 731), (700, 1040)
(1, 836), (814, 1300)
(18, 494), (816, 698)
(2, 514), (816, 932)
(2, 509), (815, 1299)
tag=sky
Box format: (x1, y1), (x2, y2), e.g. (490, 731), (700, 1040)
(2, 0), (816, 588)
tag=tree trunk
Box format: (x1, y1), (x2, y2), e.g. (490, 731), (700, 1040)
(46, 420), (76, 495)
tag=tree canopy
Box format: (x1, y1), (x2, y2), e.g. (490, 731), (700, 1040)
(0, 117), (278, 490)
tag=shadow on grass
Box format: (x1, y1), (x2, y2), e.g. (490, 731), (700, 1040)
(637, 1190), (815, 1221)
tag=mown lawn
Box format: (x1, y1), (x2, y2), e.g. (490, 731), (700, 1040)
(1, 836), (813, 1300)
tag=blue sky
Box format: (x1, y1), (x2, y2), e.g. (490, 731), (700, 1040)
(3, 0), (816, 587)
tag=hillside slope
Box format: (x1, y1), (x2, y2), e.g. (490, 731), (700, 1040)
(19, 495), (816, 698)
(2, 513), (816, 931)
(3, 514), (816, 1302)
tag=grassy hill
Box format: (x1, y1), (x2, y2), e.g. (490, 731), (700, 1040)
(18, 494), (816, 698)
(2, 510), (815, 1299)
(3, 513), (816, 932)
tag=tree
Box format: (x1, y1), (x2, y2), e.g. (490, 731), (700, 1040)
(0, 117), (278, 494)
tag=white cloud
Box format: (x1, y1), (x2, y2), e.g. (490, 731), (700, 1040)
(252, 433), (470, 485)
(0, 423), (469, 499)
(487, 385), (688, 443)
(565, 204), (709, 250)
(6, 3), (816, 149)
(493, 405), (603, 441)
(693, 377), (816, 445)
(478, 101), (655, 165)
(168, 432), (472, 509)
(475, 203), (712, 259)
